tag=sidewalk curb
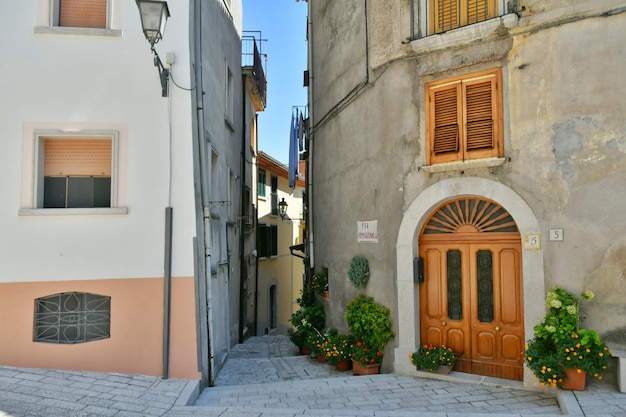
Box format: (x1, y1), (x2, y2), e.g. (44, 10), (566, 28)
(175, 379), (201, 406)
(557, 390), (584, 415)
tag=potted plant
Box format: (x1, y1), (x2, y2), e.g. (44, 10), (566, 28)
(323, 333), (355, 371)
(288, 287), (325, 354)
(311, 271), (329, 298)
(345, 294), (395, 375)
(348, 256), (370, 288)
(410, 345), (456, 374)
(525, 286), (610, 390)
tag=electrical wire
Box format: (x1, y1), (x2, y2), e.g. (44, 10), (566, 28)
(169, 70), (195, 91)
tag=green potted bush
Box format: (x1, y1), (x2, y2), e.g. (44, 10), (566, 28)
(345, 294), (395, 374)
(348, 256), (370, 288)
(288, 287), (325, 354)
(525, 286), (610, 390)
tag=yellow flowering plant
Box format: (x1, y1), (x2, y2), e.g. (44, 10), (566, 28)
(525, 286), (610, 388)
(409, 345), (456, 371)
(323, 333), (355, 364)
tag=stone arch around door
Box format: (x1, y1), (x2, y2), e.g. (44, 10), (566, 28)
(393, 177), (545, 387)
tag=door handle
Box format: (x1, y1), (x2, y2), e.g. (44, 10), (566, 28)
(442, 321), (447, 326)
(495, 326), (501, 332)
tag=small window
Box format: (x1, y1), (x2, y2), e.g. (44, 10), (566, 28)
(39, 136), (113, 209)
(225, 65), (234, 127)
(258, 223), (278, 258)
(429, 0), (502, 35)
(258, 169), (267, 197)
(425, 68), (503, 165)
(270, 175), (278, 215)
(53, 0), (108, 29)
(34, 292), (111, 344)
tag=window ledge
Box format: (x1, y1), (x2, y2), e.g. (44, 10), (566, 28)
(34, 26), (122, 38)
(224, 116), (235, 132)
(410, 14), (518, 55)
(19, 207), (128, 216)
(421, 157), (506, 173)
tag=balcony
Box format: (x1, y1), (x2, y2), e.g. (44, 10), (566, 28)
(242, 33), (267, 112)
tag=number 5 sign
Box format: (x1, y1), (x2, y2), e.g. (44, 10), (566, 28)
(523, 234), (541, 250)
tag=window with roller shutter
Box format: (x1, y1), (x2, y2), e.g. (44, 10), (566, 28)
(42, 138), (112, 208)
(53, 0), (108, 29)
(426, 68), (503, 165)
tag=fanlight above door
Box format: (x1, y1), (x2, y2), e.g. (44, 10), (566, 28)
(423, 197), (518, 234)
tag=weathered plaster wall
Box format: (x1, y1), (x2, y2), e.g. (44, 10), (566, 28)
(310, 0), (626, 375)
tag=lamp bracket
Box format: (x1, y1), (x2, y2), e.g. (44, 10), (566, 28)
(151, 46), (169, 97)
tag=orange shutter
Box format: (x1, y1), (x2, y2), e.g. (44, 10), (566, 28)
(464, 80), (494, 150)
(434, 0), (459, 33)
(44, 138), (112, 176)
(59, 0), (107, 29)
(427, 68), (502, 165)
(431, 0), (498, 34)
(463, 69), (501, 159)
(427, 81), (463, 164)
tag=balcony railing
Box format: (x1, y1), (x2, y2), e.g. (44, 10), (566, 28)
(242, 33), (267, 109)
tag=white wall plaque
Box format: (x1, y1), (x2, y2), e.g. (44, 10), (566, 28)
(549, 228), (564, 241)
(357, 220), (378, 243)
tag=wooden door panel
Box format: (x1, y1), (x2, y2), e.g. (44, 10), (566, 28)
(424, 248), (444, 319)
(499, 248), (522, 326)
(470, 242), (524, 379)
(476, 330), (497, 359)
(420, 239), (523, 380)
(502, 333), (523, 362)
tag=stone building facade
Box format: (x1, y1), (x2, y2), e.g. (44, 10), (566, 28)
(305, 0), (626, 386)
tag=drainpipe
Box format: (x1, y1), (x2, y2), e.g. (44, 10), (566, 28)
(239, 75), (247, 343)
(162, 207), (173, 379)
(253, 113), (260, 336)
(306, 1), (315, 272)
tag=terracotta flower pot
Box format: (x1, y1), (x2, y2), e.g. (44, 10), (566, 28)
(335, 359), (352, 372)
(562, 367), (586, 391)
(351, 359), (380, 375)
(316, 353), (327, 363)
(431, 365), (453, 375)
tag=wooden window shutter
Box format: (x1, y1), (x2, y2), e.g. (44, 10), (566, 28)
(463, 70), (501, 159)
(59, 0), (107, 29)
(426, 68), (502, 165)
(433, 0), (459, 34)
(464, 80), (494, 150)
(430, 0), (498, 34)
(428, 82), (462, 164)
(44, 138), (112, 176)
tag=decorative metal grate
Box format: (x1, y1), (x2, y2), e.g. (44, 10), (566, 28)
(424, 197), (518, 234)
(476, 250), (494, 323)
(34, 292), (111, 344)
(447, 250), (463, 320)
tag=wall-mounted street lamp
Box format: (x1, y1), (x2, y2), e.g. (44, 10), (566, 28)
(136, 0), (170, 97)
(278, 198), (306, 222)
(278, 198), (288, 220)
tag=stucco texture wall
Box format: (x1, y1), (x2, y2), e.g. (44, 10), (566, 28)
(309, 0), (626, 374)
(0, 277), (199, 380)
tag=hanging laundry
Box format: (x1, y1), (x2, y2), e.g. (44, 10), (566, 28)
(288, 109), (299, 188)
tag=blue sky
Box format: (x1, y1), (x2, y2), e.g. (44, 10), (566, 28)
(243, 0), (308, 164)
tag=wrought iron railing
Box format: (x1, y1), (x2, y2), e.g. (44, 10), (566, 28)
(242, 34), (267, 108)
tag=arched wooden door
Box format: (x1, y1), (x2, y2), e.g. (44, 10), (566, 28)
(419, 197), (524, 380)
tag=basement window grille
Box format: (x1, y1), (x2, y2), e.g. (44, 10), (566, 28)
(34, 292), (111, 344)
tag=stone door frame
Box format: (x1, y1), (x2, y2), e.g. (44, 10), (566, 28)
(394, 177), (544, 387)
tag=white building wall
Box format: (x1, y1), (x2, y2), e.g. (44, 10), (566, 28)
(0, 1), (194, 282)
